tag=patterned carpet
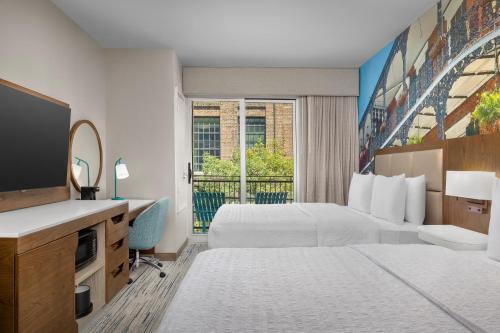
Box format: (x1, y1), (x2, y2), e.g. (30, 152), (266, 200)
(82, 243), (208, 333)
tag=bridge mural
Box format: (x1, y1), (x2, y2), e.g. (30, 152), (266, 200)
(359, 0), (499, 172)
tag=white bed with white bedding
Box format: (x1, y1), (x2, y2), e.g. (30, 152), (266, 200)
(208, 203), (421, 248)
(208, 147), (444, 249)
(159, 244), (500, 332)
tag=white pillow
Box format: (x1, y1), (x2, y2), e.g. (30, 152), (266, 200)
(487, 178), (500, 261)
(370, 174), (407, 224)
(405, 175), (426, 225)
(348, 172), (374, 213)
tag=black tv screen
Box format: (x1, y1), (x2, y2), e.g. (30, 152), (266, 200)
(0, 83), (71, 192)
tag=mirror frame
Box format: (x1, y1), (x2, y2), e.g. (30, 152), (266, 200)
(69, 120), (103, 192)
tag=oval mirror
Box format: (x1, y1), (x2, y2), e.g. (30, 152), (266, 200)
(69, 120), (103, 192)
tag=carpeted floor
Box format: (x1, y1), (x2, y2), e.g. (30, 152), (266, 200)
(82, 243), (207, 333)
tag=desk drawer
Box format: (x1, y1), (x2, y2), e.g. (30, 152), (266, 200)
(106, 212), (128, 246)
(106, 237), (128, 270)
(105, 258), (129, 302)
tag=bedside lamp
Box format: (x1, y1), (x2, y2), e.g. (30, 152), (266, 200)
(72, 157), (90, 186)
(445, 171), (495, 214)
(112, 158), (129, 200)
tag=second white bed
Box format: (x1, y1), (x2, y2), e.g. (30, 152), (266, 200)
(208, 203), (422, 248)
(159, 244), (500, 332)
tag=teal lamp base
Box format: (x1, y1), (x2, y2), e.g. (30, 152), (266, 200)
(112, 196), (126, 200)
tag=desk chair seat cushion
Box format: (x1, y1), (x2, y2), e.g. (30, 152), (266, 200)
(129, 197), (169, 250)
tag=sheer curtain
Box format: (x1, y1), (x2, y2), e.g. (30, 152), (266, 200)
(297, 96), (358, 204)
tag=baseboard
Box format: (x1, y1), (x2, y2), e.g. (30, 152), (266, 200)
(155, 238), (188, 261)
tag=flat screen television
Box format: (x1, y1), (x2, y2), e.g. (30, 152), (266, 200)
(0, 82), (71, 192)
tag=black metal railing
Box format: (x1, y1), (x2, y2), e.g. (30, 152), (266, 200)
(192, 175), (294, 233)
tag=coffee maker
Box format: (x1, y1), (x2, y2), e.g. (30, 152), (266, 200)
(80, 186), (100, 200)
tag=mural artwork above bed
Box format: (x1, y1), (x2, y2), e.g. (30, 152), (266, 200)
(359, 0), (499, 172)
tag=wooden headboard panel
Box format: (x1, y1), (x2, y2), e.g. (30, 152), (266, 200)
(375, 142), (444, 226)
(444, 133), (500, 234)
(375, 132), (500, 234)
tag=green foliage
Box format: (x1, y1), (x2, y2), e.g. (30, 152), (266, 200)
(201, 154), (239, 177)
(202, 139), (293, 177)
(196, 139), (294, 205)
(407, 134), (423, 145)
(471, 89), (500, 127)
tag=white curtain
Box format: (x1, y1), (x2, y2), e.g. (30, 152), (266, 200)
(298, 96), (358, 204)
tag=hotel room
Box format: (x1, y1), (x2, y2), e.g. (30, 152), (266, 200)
(0, 0), (499, 332)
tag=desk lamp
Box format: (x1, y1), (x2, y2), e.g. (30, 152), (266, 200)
(113, 157), (129, 200)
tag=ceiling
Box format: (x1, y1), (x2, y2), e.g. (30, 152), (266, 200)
(52, 0), (438, 68)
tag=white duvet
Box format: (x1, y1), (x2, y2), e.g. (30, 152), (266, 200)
(159, 244), (500, 332)
(208, 203), (416, 249)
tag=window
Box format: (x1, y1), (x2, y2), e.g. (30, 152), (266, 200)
(242, 117), (266, 147)
(191, 99), (296, 234)
(193, 117), (220, 172)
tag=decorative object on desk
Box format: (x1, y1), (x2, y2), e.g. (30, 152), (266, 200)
(75, 285), (93, 319)
(113, 158), (129, 200)
(73, 157), (90, 186)
(80, 186), (100, 200)
(445, 170), (495, 214)
(69, 120), (103, 193)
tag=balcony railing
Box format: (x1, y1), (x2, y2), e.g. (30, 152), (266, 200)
(192, 175), (294, 233)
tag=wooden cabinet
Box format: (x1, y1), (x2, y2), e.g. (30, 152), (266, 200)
(17, 234), (78, 333)
(0, 201), (129, 333)
(0, 239), (16, 333)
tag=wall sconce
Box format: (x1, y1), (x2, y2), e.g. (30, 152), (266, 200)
(445, 170), (495, 214)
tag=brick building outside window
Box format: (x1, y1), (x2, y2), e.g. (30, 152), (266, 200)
(192, 101), (294, 174)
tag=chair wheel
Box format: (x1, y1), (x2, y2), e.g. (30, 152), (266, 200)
(128, 278), (133, 284)
(160, 272), (166, 278)
(158, 262), (163, 267)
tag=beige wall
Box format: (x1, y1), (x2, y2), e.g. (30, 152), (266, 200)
(0, 0), (107, 199)
(105, 49), (187, 254)
(183, 67), (359, 97)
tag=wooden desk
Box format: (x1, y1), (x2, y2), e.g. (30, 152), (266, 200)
(0, 200), (130, 333)
(128, 199), (155, 221)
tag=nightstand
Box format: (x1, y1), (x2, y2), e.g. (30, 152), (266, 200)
(418, 225), (488, 251)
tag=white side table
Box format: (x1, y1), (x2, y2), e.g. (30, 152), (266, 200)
(418, 225), (488, 251)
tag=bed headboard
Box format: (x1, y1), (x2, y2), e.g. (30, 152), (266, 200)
(374, 143), (443, 225)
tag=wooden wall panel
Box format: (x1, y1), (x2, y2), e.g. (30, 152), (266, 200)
(377, 132), (500, 234)
(444, 133), (500, 234)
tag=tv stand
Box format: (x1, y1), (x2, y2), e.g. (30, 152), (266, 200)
(0, 200), (129, 333)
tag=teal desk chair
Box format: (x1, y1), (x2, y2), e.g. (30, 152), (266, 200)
(255, 192), (288, 204)
(129, 197), (169, 279)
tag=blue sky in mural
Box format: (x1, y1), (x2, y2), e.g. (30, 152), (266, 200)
(358, 40), (394, 122)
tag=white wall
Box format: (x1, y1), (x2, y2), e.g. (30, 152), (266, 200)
(183, 67), (359, 97)
(106, 49), (187, 254)
(0, 0), (107, 198)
